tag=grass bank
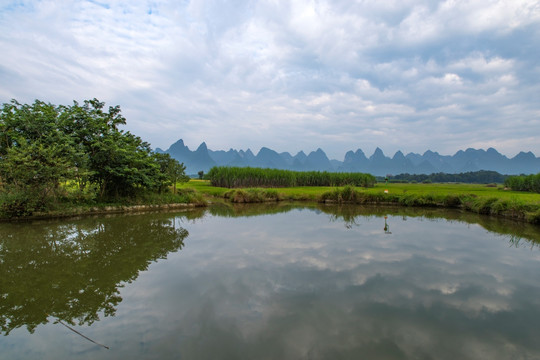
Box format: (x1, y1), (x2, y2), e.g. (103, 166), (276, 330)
(0, 188), (207, 221)
(180, 180), (540, 224)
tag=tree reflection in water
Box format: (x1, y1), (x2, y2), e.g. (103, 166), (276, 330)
(0, 214), (189, 335)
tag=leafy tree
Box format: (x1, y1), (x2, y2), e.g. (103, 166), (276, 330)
(88, 130), (160, 197)
(56, 99), (126, 189)
(0, 98), (190, 215)
(58, 99), (154, 197)
(0, 100), (77, 214)
(154, 153), (189, 194)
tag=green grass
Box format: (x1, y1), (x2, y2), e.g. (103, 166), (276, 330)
(181, 180), (337, 200)
(369, 183), (540, 201)
(178, 180), (540, 224)
(182, 180), (540, 202)
(180, 179), (230, 196)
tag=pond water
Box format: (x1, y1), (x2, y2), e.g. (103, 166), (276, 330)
(1, 203), (540, 360)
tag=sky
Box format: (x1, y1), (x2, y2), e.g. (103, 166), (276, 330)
(1, 0), (539, 160)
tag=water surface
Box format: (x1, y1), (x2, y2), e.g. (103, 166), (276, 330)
(1, 204), (539, 359)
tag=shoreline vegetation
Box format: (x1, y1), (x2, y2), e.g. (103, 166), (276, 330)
(4, 179), (540, 225)
(1, 99), (539, 224)
(0, 99), (196, 219)
(181, 179), (540, 225)
(3, 179), (540, 224)
(2, 177), (540, 224)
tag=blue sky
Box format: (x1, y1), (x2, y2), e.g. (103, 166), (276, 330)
(1, 0), (539, 159)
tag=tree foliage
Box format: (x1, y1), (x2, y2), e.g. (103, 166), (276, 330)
(154, 152), (190, 194)
(0, 99), (188, 215)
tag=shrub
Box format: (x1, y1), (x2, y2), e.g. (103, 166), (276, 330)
(0, 188), (44, 217)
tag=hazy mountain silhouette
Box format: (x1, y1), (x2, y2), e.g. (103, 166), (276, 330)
(156, 139), (540, 176)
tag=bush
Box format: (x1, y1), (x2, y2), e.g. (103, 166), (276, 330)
(0, 189), (44, 217)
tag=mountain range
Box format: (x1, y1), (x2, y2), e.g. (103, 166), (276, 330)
(156, 139), (540, 176)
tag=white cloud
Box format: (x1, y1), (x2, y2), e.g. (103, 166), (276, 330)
(1, 0), (539, 158)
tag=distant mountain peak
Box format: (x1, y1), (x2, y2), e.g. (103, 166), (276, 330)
(393, 150), (405, 159)
(355, 149), (366, 156)
(160, 139), (539, 175)
(196, 142), (208, 151)
(514, 151), (536, 160)
(370, 147), (386, 160)
(168, 138), (186, 149)
(423, 149), (440, 156)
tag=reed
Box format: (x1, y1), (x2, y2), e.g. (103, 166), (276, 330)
(207, 166), (376, 188)
(505, 173), (540, 193)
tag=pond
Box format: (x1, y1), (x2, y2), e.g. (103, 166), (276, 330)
(1, 203), (540, 359)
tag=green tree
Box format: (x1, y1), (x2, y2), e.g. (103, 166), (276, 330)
(0, 98), (188, 215)
(88, 130), (161, 197)
(154, 153), (189, 194)
(0, 100), (76, 214)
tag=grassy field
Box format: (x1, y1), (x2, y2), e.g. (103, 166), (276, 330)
(368, 183), (540, 202)
(181, 180), (540, 201)
(180, 180), (337, 200)
(179, 180), (540, 224)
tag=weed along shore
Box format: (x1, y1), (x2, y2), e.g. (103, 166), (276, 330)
(180, 180), (540, 225)
(0, 201), (206, 222)
(3, 179), (539, 224)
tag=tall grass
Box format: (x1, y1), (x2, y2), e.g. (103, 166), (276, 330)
(320, 187), (540, 224)
(207, 166), (376, 188)
(505, 173), (540, 193)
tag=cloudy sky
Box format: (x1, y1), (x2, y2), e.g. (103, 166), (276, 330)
(1, 0), (539, 159)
